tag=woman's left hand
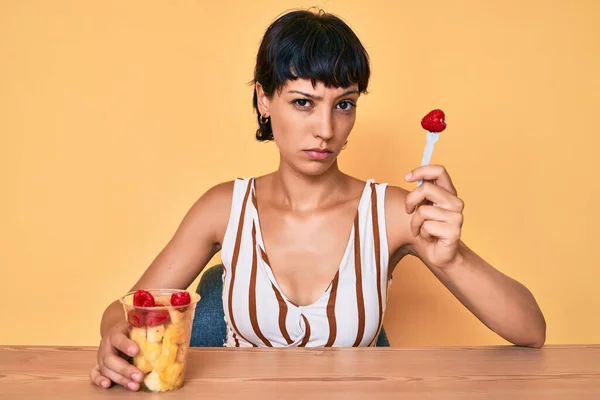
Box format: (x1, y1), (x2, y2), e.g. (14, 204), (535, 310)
(404, 165), (465, 269)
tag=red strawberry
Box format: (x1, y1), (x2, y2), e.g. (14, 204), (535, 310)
(421, 109), (446, 133)
(145, 308), (170, 327)
(133, 289), (155, 307)
(127, 309), (146, 327)
(170, 291), (191, 308)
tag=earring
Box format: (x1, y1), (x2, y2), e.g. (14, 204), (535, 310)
(342, 141), (348, 150)
(260, 114), (270, 125)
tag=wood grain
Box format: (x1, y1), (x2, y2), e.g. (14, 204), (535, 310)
(1, 345), (599, 399)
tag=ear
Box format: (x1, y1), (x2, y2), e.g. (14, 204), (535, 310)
(255, 82), (271, 116)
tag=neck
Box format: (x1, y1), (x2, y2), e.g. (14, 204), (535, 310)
(271, 158), (346, 212)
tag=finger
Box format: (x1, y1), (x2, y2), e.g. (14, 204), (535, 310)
(90, 363), (112, 389)
(99, 362), (140, 391)
(420, 221), (461, 244)
(410, 205), (461, 237)
(109, 332), (139, 358)
(406, 165), (457, 195)
(406, 182), (464, 214)
(103, 352), (144, 384)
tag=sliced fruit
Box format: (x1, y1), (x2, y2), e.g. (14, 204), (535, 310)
(143, 370), (169, 392)
(155, 295), (171, 305)
(160, 362), (184, 387)
(176, 344), (188, 363)
(164, 322), (187, 344)
(175, 369), (184, 388)
(147, 324), (165, 343)
(133, 355), (153, 374)
(129, 327), (147, 355)
(168, 308), (185, 324)
(144, 342), (161, 365)
(155, 340), (178, 372)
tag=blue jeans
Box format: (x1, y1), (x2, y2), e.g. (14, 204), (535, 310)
(190, 265), (390, 347)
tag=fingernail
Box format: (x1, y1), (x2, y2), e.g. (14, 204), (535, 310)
(132, 372), (142, 382)
(405, 172), (412, 181)
(102, 380), (110, 388)
(127, 381), (139, 390)
(128, 346), (136, 355)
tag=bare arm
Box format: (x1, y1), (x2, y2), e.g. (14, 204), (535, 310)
(419, 240), (546, 348)
(386, 170), (546, 348)
(100, 180), (234, 337)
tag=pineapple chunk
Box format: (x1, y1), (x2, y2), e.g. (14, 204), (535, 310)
(168, 309), (185, 324)
(176, 344), (188, 363)
(175, 365), (185, 388)
(155, 340), (178, 372)
(130, 327), (146, 344)
(143, 370), (170, 392)
(147, 324), (165, 343)
(133, 355), (153, 374)
(164, 322), (186, 344)
(129, 327), (147, 355)
(159, 362), (184, 387)
(156, 295), (171, 305)
(144, 342), (162, 365)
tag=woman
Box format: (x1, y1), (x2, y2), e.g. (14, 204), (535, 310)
(90, 9), (546, 391)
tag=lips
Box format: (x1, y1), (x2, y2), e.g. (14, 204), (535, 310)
(303, 148), (333, 161)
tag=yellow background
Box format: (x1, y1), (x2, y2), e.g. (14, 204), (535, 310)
(1, 0), (598, 346)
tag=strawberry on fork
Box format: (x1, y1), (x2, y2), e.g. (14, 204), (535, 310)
(418, 109), (447, 186)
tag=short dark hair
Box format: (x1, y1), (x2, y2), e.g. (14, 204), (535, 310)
(252, 9), (371, 141)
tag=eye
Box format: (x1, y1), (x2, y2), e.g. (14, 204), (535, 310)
(292, 99), (312, 109)
(337, 100), (356, 111)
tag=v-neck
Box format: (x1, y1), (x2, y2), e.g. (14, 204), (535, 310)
(250, 178), (373, 309)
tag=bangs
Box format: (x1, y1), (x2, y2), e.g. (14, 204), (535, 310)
(275, 20), (370, 92)
(256, 10), (370, 93)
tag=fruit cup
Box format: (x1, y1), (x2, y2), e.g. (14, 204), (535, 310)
(119, 289), (200, 392)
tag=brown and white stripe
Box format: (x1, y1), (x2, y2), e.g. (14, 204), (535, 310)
(220, 178), (390, 348)
(224, 177), (255, 347)
(368, 182), (384, 347)
(352, 215), (366, 347)
(249, 223), (273, 347)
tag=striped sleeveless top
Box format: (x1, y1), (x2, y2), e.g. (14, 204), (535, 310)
(220, 177), (390, 347)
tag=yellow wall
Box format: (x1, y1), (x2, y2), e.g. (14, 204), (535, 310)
(1, 0), (599, 346)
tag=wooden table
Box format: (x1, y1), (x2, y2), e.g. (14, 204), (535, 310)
(1, 345), (599, 399)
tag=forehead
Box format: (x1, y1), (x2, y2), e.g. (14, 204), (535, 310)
(279, 78), (359, 96)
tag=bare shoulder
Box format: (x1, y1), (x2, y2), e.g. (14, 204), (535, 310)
(187, 180), (234, 216)
(130, 180), (236, 291)
(383, 184), (413, 258)
(183, 180), (235, 246)
(384, 184), (409, 205)
(200, 180), (236, 206)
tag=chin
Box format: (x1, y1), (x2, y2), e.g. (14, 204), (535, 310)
(293, 160), (337, 177)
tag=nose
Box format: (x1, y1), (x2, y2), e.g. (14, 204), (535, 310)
(313, 110), (334, 141)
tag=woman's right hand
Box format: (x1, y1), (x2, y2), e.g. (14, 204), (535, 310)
(89, 181), (232, 390)
(89, 320), (144, 391)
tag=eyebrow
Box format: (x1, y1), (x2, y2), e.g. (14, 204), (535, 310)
(287, 89), (360, 100)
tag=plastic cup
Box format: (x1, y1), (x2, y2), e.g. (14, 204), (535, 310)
(119, 289), (200, 392)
